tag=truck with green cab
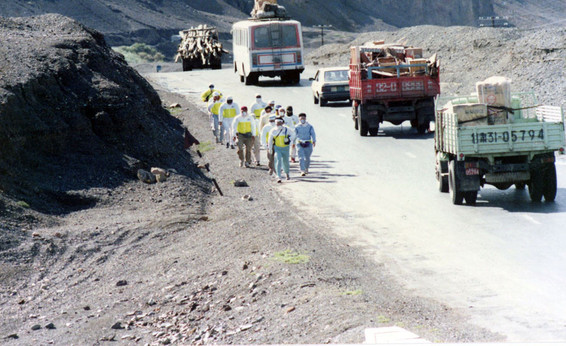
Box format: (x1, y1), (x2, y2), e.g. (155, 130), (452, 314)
(435, 91), (565, 205)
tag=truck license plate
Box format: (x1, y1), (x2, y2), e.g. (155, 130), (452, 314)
(466, 167), (480, 175)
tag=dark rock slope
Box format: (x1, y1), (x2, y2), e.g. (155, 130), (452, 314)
(0, 14), (202, 216)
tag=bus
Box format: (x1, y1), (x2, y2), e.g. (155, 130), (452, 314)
(232, 19), (304, 85)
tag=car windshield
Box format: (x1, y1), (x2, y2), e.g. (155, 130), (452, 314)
(324, 70), (349, 82)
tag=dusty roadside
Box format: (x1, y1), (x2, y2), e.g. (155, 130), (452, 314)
(2, 81), (501, 344)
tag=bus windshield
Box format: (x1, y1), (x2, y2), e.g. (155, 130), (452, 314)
(253, 24), (299, 49)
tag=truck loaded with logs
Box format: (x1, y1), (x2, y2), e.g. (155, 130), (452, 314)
(175, 25), (228, 71)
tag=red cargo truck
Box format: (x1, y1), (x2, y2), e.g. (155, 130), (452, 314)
(349, 43), (441, 136)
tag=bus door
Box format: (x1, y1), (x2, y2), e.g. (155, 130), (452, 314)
(268, 23), (284, 70)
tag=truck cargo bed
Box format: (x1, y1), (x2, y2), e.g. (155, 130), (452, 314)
(436, 105), (565, 157)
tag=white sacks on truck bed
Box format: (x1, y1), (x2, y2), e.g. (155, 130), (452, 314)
(476, 76), (512, 125)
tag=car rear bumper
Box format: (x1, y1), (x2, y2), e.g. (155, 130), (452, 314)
(321, 91), (350, 101)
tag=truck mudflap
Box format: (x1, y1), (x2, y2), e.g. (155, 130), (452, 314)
(454, 161), (480, 192)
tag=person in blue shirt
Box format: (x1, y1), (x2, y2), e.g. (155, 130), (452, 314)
(294, 113), (316, 176)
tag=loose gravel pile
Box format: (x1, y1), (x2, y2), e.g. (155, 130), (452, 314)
(307, 25), (565, 106)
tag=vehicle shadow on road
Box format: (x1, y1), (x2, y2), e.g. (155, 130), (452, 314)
(472, 187), (565, 213)
(319, 101), (352, 108)
(375, 126), (435, 140)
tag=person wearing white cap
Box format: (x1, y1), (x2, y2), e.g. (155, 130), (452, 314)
(201, 84), (222, 102)
(283, 105), (299, 162)
(261, 115), (277, 175)
(267, 116), (295, 183)
(250, 94), (267, 120)
(207, 92), (224, 143)
(232, 106), (257, 167)
(219, 96), (240, 149)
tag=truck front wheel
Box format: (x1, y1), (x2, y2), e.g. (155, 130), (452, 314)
(449, 161), (464, 205)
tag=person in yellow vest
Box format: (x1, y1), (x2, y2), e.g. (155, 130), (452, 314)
(201, 84), (222, 102)
(232, 106), (257, 167)
(267, 116), (296, 183)
(260, 115), (277, 175)
(250, 94), (267, 119)
(207, 92), (224, 143)
(218, 96), (239, 149)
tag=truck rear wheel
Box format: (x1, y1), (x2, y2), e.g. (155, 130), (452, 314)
(358, 104), (369, 136)
(528, 169), (544, 202)
(352, 104), (358, 130)
(417, 121), (430, 134)
(369, 127), (379, 136)
(436, 161), (449, 193)
(464, 191), (478, 205)
(182, 59), (192, 71)
(543, 163), (557, 202)
(449, 161), (464, 205)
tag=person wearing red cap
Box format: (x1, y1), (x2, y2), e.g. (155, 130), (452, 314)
(232, 106), (257, 167)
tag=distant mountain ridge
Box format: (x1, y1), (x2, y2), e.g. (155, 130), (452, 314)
(0, 0), (561, 46)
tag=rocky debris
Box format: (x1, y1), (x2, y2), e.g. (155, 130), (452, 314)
(4, 334), (19, 340)
(116, 280), (128, 287)
(151, 167), (170, 182)
(233, 179), (248, 187)
(241, 195), (254, 201)
(45, 323), (56, 330)
(111, 322), (125, 330)
(31, 324), (41, 331)
(137, 169), (157, 184)
(169, 103), (181, 109)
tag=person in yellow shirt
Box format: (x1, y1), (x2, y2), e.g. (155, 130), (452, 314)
(207, 92), (224, 143)
(201, 84), (222, 102)
(218, 96), (240, 149)
(267, 116), (296, 183)
(232, 106), (257, 167)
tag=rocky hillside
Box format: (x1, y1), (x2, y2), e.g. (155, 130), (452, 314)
(0, 0), (504, 47)
(0, 14), (204, 226)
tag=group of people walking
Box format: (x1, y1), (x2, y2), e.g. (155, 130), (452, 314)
(202, 85), (316, 183)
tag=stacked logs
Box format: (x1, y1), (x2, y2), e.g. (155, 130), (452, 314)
(175, 25), (228, 71)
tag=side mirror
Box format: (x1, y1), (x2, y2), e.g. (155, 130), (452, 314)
(309, 77), (314, 81)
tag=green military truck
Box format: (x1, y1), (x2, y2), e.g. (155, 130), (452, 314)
(435, 91), (565, 205)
